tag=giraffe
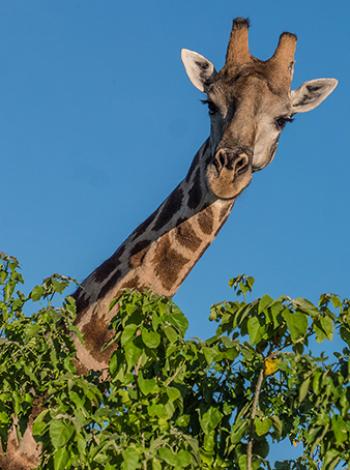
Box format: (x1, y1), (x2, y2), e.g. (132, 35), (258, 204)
(73, 18), (337, 373)
(0, 18), (338, 470)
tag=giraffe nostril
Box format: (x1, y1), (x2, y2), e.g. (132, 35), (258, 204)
(213, 149), (251, 175)
(235, 155), (249, 175)
(219, 153), (226, 168)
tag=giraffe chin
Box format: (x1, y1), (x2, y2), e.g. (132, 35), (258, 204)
(206, 163), (252, 200)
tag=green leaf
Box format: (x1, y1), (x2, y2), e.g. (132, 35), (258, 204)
(121, 324), (138, 346)
(270, 415), (283, 437)
(200, 407), (223, 434)
(121, 447), (140, 470)
(330, 294), (342, 308)
(30, 285), (44, 301)
(282, 310), (308, 342)
(0, 412), (10, 425)
(158, 447), (177, 466)
(54, 447), (70, 470)
(109, 352), (118, 376)
(254, 417), (272, 436)
(141, 329), (161, 348)
(313, 316), (334, 343)
(152, 460), (162, 470)
(312, 370), (321, 395)
(203, 346), (218, 364)
(176, 450), (192, 467)
(319, 316), (334, 340)
(293, 297), (319, 316)
(32, 410), (50, 437)
(124, 342), (142, 370)
(258, 295), (273, 314)
(138, 372), (159, 395)
(148, 404), (167, 418)
(166, 386), (181, 402)
(332, 415), (348, 444)
(247, 316), (264, 344)
(313, 321), (328, 343)
(50, 420), (74, 448)
(340, 325), (350, 345)
(168, 309), (188, 335)
(254, 438), (269, 458)
(237, 453), (247, 470)
(163, 325), (178, 343)
(176, 414), (190, 427)
(298, 377), (311, 403)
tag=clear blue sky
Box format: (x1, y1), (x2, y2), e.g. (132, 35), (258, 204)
(1, 1), (348, 463)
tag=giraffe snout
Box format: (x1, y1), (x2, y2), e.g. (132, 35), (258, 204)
(213, 148), (251, 177)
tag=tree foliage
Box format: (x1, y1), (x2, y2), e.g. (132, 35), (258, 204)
(0, 252), (349, 469)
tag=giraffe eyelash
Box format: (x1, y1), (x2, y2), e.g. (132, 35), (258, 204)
(275, 115), (295, 129)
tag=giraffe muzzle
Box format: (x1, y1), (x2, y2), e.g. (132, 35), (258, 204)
(213, 148), (251, 177)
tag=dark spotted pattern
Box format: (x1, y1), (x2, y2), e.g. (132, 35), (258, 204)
(186, 143), (204, 182)
(131, 210), (157, 240)
(188, 169), (202, 210)
(175, 220), (202, 251)
(97, 269), (122, 300)
(119, 275), (141, 290)
(219, 203), (232, 221)
(153, 186), (184, 232)
(129, 239), (151, 268)
(153, 236), (190, 291)
(93, 245), (126, 283)
(74, 290), (90, 315)
(198, 206), (214, 234)
(81, 315), (114, 362)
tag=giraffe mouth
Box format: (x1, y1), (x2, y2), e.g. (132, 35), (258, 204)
(206, 147), (253, 199)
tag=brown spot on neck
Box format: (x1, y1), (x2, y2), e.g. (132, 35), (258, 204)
(219, 203), (232, 221)
(198, 206), (214, 234)
(175, 219), (202, 252)
(129, 239), (151, 268)
(119, 275), (142, 290)
(152, 235), (190, 292)
(81, 315), (114, 363)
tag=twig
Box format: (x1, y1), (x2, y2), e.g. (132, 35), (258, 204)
(164, 362), (185, 386)
(247, 366), (264, 470)
(134, 355), (143, 376)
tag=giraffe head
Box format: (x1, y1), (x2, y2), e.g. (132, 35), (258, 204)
(182, 18), (338, 199)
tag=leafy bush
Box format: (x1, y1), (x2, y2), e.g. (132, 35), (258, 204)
(0, 253), (349, 469)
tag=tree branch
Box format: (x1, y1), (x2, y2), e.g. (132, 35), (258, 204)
(247, 366), (265, 470)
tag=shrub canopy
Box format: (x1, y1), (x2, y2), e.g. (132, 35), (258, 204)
(0, 253), (349, 469)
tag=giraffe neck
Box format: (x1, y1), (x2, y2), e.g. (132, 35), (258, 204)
(73, 140), (235, 371)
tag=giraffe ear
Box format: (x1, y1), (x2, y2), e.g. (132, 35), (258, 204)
(181, 49), (216, 92)
(291, 78), (338, 113)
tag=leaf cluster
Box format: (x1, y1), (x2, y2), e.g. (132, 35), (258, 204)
(0, 255), (349, 469)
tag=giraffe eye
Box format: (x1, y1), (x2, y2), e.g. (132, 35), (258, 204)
(201, 99), (218, 116)
(275, 116), (294, 129)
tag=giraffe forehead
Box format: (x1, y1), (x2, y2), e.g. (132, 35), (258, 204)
(208, 63), (292, 110)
